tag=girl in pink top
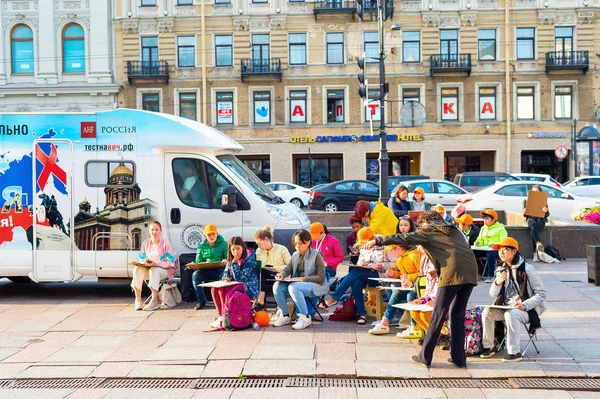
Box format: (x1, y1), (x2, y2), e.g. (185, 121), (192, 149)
(309, 222), (344, 277)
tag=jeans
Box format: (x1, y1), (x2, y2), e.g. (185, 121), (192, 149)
(407, 290), (417, 326)
(383, 289), (409, 321)
(273, 281), (315, 316)
(527, 218), (545, 250)
(486, 250), (499, 278)
(330, 267), (378, 316)
(192, 268), (223, 302)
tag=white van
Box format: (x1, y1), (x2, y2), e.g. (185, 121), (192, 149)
(0, 109), (309, 283)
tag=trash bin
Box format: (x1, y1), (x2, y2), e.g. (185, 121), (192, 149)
(587, 245), (600, 286)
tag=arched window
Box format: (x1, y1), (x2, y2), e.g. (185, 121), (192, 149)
(11, 25), (34, 74)
(63, 24), (85, 72)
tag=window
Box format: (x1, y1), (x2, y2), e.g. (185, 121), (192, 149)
(517, 28), (535, 60)
(142, 93), (159, 112)
(172, 158), (233, 209)
(141, 0), (156, 5)
(326, 89), (344, 123)
(177, 36), (195, 67)
(216, 92), (233, 124)
(516, 87), (534, 120)
(179, 93), (197, 121)
(241, 158), (271, 183)
(478, 29), (496, 61)
(132, 228), (141, 250)
(364, 32), (379, 64)
(215, 0), (230, 3)
(289, 33), (306, 65)
(441, 87), (458, 121)
(555, 86), (572, 119)
(289, 90), (307, 123)
(555, 26), (573, 53)
(479, 87), (496, 120)
(253, 91), (271, 124)
(253, 0), (268, 3)
(409, 182), (434, 193)
(85, 161), (136, 187)
(366, 89), (381, 122)
(252, 34), (270, 71)
(537, 185), (564, 199)
(11, 25), (34, 74)
(403, 88), (420, 104)
(436, 182), (462, 194)
(62, 24), (85, 73)
(497, 184), (527, 197)
(334, 182), (354, 191)
(356, 181), (379, 194)
(296, 156), (343, 186)
(215, 35), (232, 67)
(440, 30), (458, 61)
(177, 0), (193, 4)
(326, 33), (344, 64)
(402, 31), (420, 63)
(141, 36), (158, 72)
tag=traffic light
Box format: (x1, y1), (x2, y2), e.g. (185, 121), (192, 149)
(356, 0), (364, 21)
(357, 56), (367, 100)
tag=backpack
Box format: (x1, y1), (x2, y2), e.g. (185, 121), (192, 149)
(222, 284), (253, 330)
(544, 244), (565, 261)
(464, 306), (483, 356)
(329, 297), (357, 321)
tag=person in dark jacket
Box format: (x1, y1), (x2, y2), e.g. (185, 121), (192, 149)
(523, 185), (549, 261)
(387, 185), (412, 218)
(364, 210), (478, 368)
(191, 224), (228, 309)
(455, 214), (480, 246)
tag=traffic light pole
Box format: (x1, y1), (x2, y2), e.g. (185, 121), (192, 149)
(377, 0), (389, 204)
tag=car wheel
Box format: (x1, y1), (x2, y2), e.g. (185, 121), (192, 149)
(7, 276), (32, 284)
(323, 201), (339, 212)
(290, 198), (303, 208)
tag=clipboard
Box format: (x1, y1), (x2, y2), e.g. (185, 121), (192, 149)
(378, 286), (413, 291)
(186, 261), (224, 271)
(471, 245), (494, 252)
(524, 190), (549, 218)
(368, 277), (404, 283)
(197, 281), (242, 288)
(130, 261), (153, 267)
(392, 303), (433, 312)
(476, 304), (515, 310)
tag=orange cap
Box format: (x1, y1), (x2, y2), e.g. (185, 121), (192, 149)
(413, 187), (425, 195)
(455, 214), (473, 226)
(309, 222), (325, 240)
(480, 209), (498, 221)
(492, 237), (519, 251)
(204, 224), (218, 235)
(434, 204), (445, 213)
(355, 227), (375, 246)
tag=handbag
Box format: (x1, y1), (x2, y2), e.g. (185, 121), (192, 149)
(158, 281), (182, 308)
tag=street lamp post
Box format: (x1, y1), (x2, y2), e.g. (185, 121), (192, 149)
(377, 0), (389, 204)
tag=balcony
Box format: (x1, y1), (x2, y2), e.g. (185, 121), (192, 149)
(545, 51), (589, 74)
(240, 59), (282, 82)
(126, 61), (169, 84)
(430, 54), (472, 77)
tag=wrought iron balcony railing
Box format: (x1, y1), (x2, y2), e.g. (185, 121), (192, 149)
(430, 54), (472, 76)
(240, 58), (282, 82)
(545, 51), (589, 74)
(126, 61), (169, 83)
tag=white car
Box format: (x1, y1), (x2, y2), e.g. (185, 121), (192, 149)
(266, 182), (311, 208)
(457, 181), (600, 221)
(513, 173), (561, 187)
(405, 179), (469, 208)
(561, 176), (600, 198)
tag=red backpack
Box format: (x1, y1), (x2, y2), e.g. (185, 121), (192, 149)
(329, 297), (357, 321)
(222, 284), (253, 330)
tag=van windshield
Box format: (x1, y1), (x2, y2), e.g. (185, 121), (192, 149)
(218, 155), (281, 203)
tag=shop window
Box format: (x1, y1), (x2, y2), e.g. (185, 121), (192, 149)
(241, 158), (271, 183)
(179, 92), (197, 121)
(289, 90), (307, 123)
(216, 92), (234, 124)
(402, 31), (420, 63)
(478, 29), (496, 61)
(517, 87), (534, 120)
(326, 33), (344, 64)
(555, 86), (572, 119)
(63, 24), (85, 73)
(11, 25), (34, 74)
(479, 87), (496, 120)
(253, 91), (271, 124)
(517, 28), (535, 60)
(296, 157), (343, 187)
(441, 87), (459, 121)
(326, 89), (344, 123)
(289, 33), (306, 65)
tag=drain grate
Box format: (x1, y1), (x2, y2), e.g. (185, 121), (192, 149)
(384, 379), (513, 389)
(510, 378), (600, 391)
(99, 379), (194, 390)
(286, 378), (382, 388)
(11, 379), (104, 390)
(196, 379), (284, 389)
(0, 380), (13, 389)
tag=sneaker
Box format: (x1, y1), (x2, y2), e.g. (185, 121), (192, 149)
(292, 314), (312, 330)
(142, 298), (160, 311)
(437, 335), (450, 350)
(357, 316), (367, 325)
(485, 277), (494, 283)
(368, 322), (390, 335)
(273, 315), (291, 327)
(134, 298), (143, 311)
(209, 316), (223, 329)
(479, 347), (497, 359)
(397, 326), (422, 339)
(194, 300), (206, 310)
(533, 252), (540, 262)
(502, 353), (523, 362)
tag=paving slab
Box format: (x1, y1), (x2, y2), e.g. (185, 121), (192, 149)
(558, 341), (600, 359)
(243, 359), (316, 376)
(89, 362), (137, 378)
(355, 360), (430, 378)
(575, 362), (600, 377)
(356, 388), (446, 399)
(313, 332), (356, 343)
(534, 359), (587, 377)
(0, 335), (41, 348)
(443, 388), (486, 399)
(71, 335), (131, 347)
(128, 364), (204, 378)
(466, 360), (546, 378)
(0, 389), (75, 399)
(93, 319), (145, 331)
(2, 344), (63, 363)
(251, 344), (315, 360)
(355, 344), (417, 362)
(260, 330), (314, 344)
(146, 346), (214, 361)
(66, 388), (113, 399)
(0, 349), (19, 362)
(209, 343), (257, 360)
(0, 363), (30, 379)
(201, 359), (246, 378)
(17, 365), (96, 379)
(191, 388), (234, 399)
(315, 343), (356, 361)
(479, 389), (574, 399)
(103, 389), (196, 399)
(569, 392), (600, 399)
(318, 387), (358, 399)
(545, 326), (600, 340)
(230, 388), (319, 399)
(163, 334), (220, 347)
(42, 346), (117, 363)
(316, 359), (356, 376)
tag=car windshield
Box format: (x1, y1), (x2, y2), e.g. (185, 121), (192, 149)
(218, 155), (278, 202)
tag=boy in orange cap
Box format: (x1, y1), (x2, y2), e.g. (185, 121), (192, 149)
(474, 209), (507, 283)
(455, 213), (480, 246)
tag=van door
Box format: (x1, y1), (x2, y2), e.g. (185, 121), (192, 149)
(164, 154), (244, 259)
(32, 139), (75, 282)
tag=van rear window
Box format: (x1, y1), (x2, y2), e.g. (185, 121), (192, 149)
(85, 161), (136, 187)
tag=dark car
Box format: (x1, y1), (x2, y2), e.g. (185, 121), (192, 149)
(453, 171), (519, 192)
(308, 180), (379, 212)
(374, 175), (431, 196)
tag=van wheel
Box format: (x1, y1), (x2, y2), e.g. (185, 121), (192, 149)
(323, 201), (339, 212)
(8, 277), (32, 284)
(290, 198), (303, 208)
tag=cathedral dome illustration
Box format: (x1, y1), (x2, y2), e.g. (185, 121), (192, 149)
(109, 163), (134, 185)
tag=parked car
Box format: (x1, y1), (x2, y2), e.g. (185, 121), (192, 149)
(374, 175), (431, 196)
(404, 179), (469, 207)
(457, 181), (600, 220)
(453, 171), (519, 192)
(562, 176), (600, 198)
(308, 180), (379, 212)
(513, 173), (561, 187)
(266, 182), (311, 208)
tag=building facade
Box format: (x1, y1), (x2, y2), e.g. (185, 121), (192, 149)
(114, 0), (599, 185)
(0, 0), (119, 112)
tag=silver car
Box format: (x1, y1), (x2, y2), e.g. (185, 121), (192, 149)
(405, 179), (469, 207)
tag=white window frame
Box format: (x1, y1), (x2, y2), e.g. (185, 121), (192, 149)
(136, 88), (163, 113)
(284, 86), (311, 125)
(322, 84), (349, 125)
(436, 82), (464, 123)
(512, 81), (540, 122)
(551, 80), (578, 121)
(174, 88), (200, 121)
(248, 86), (275, 127)
(475, 82), (503, 122)
(211, 87), (238, 126)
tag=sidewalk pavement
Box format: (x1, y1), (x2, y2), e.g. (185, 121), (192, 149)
(0, 259), (599, 396)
